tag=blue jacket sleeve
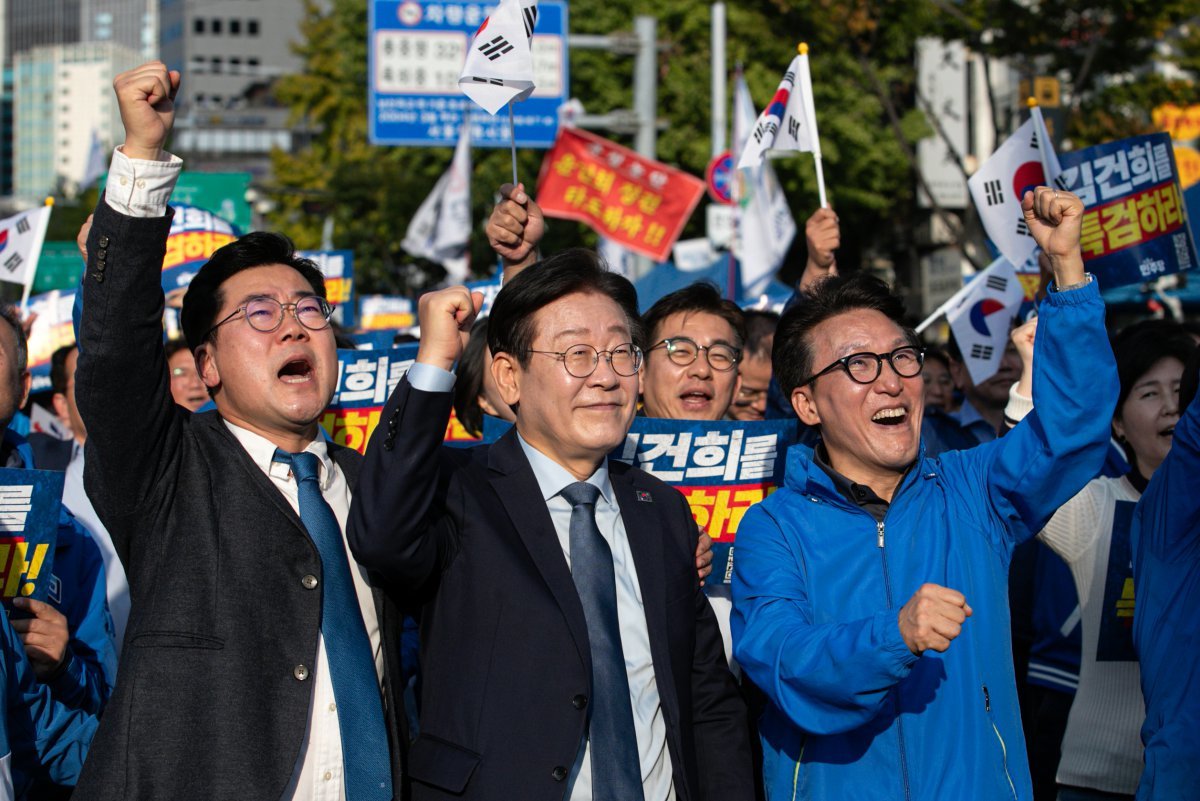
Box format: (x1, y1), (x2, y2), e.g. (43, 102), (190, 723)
(1134, 373), (1200, 560)
(945, 280), (1118, 553)
(3, 608), (97, 788)
(731, 503), (919, 735)
(43, 514), (117, 716)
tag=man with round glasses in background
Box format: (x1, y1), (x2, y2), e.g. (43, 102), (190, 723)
(73, 62), (410, 799)
(639, 283), (746, 423)
(731, 188), (1118, 800)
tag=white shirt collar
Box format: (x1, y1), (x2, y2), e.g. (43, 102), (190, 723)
(223, 419), (334, 490)
(516, 432), (614, 506)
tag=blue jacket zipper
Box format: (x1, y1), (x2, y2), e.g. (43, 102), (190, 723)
(878, 519), (911, 801)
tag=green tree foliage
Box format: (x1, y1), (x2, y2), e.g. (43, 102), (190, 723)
(267, 0), (1194, 295)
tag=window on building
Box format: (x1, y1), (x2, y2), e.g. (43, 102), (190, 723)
(230, 19), (241, 35)
(229, 58), (241, 74)
(247, 57), (260, 74)
(212, 19), (223, 34)
(248, 20), (260, 35)
(194, 18), (205, 34)
(211, 57), (222, 73)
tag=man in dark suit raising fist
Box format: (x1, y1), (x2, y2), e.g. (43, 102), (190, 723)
(349, 250), (753, 801)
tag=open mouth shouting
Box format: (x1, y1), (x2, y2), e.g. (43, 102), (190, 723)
(872, 407), (909, 427)
(278, 356), (315, 385)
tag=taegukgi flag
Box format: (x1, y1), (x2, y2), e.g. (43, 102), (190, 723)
(401, 120), (472, 282)
(0, 207), (51, 289)
(732, 71), (796, 295)
(458, 0), (539, 115)
(968, 111), (1061, 270)
(737, 49), (820, 170)
(945, 257), (1026, 385)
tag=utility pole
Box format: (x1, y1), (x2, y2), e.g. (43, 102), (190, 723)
(711, 3), (726, 158)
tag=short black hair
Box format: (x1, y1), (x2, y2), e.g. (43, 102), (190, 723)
(180, 232), (326, 351)
(50, 345), (77, 394)
(487, 248), (642, 367)
(743, 309), (780, 361)
(1112, 321), (1196, 414)
(0, 304), (28, 376)
(454, 317), (490, 437)
(164, 337), (191, 361)
(1180, 341), (1200, 413)
(641, 282), (746, 351)
(773, 272), (916, 398)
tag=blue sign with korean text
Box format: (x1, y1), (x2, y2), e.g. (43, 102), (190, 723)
(0, 468), (63, 607)
(369, 0), (569, 148)
(1057, 132), (1197, 288)
(299, 250), (357, 328)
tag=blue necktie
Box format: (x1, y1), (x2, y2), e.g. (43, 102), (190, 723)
(275, 449), (392, 801)
(560, 481), (644, 801)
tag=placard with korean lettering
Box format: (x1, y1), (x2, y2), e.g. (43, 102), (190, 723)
(1056, 132), (1197, 288)
(0, 468), (63, 607)
(321, 346), (419, 454)
(369, 0), (569, 147)
(300, 250), (357, 328)
(615, 417), (799, 594)
(25, 289), (77, 395)
(536, 127), (707, 262)
(161, 204), (240, 298)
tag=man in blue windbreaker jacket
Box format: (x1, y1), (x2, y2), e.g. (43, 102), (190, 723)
(731, 187), (1116, 801)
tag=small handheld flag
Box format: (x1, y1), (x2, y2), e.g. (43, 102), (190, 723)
(737, 43), (827, 207)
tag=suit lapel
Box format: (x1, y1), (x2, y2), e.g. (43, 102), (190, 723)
(610, 464), (680, 717)
(487, 430), (591, 672)
(196, 412), (310, 539)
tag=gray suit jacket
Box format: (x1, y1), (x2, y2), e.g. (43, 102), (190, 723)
(73, 198), (407, 799)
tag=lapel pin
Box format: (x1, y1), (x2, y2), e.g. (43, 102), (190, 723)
(636, 490), (653, 503)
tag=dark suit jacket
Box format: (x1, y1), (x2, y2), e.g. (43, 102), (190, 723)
(28, 432), (73, 472)
(73, 198), (408, 799)
(348, 378), (753, 801)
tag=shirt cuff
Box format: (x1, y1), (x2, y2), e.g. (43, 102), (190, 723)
(1004, 383), (1034, 427)
(104, 147), (183, 218)
(407, 362), (456, 393)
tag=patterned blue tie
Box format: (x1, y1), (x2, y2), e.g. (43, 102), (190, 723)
(559, 481), (645, 801)
(274, 449), (392, 801)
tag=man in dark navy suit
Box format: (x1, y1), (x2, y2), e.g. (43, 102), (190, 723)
(350, 250), (753, 801)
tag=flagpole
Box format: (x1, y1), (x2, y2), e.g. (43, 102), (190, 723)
(507, 101), (519, 185)
(20, 197), (54, 312)
(1028, 97), (1054, 188)
(798, 43), (828, 208)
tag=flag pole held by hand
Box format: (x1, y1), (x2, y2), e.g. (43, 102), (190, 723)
(798, 43), (828, 209)
(508, 101), (519, 185)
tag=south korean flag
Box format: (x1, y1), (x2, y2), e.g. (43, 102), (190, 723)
(458, 0), (539, 115)
(967, 108), (1062, 270)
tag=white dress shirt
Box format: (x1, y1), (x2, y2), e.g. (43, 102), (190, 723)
(225, 421), (384, 801)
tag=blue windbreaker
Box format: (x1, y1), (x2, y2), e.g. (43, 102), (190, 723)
(0, 605), (97, 797)
(732, 280), (1116, 800)
(1132, 361), (1200, 800)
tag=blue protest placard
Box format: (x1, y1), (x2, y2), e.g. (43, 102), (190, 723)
(0, 468), (63, 607)
(369, 0), (569, 148)
(300, 250), (357, 328)
(1057, 132), (1198, 288)
(321, 345), (420, 454)
(481, 415), (800, 593)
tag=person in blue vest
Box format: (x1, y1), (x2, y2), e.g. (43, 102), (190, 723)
(731, 187), (1116, 800)
(0, 608), (97, 797)
(1131, 341), (1200, 800)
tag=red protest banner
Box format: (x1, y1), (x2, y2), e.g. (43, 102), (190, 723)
(536, 127), (706, 262)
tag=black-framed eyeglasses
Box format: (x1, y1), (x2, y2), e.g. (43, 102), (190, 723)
(800, 346), (926, 386)
(203, 296), (334, 342)
(526, 343), (643, 378)
(649, 337), (741, 372)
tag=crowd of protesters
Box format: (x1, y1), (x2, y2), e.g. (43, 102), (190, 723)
(1, 61), (1197, 801)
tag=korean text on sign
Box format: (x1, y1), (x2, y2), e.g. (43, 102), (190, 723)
(0, 469), (64, 605)
(536, 127), (706, 262)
